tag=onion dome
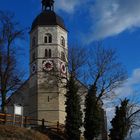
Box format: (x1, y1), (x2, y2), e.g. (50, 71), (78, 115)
(31, 0), (66, 31)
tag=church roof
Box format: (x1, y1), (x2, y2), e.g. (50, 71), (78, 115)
(31, 11), (66, 31)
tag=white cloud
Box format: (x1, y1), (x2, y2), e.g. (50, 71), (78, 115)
(44, 0), (140, 43)
(115, 68), (140, 99)
(87, 0), (140, 43)
(129, 68), (140, 85)
(55, 0), (83, 14)
(131, 129), (140, 140)
(104, 68), (140, 137)
(105, 107), (115, 130)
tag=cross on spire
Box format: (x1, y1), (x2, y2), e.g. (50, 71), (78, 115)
(42, 0), (54, 11)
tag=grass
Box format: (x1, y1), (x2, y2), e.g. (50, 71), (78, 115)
(0, 125), (50, 140)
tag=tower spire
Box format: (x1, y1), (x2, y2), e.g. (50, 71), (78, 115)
(42, 0), (54, 11)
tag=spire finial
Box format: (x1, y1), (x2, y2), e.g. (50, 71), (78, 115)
(42, 0), (54, 11)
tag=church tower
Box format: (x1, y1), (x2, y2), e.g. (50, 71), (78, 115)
(29, 0), (68, 124)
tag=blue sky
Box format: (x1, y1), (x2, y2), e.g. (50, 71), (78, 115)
(1, 0), (140, 139)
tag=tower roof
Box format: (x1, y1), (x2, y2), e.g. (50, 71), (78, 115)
(31, 0), (66, 31)
(31, 11), (66, 31)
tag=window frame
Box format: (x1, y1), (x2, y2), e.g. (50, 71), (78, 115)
(44, 49), (52, 58)
(32, 52), (35, 62)
(61, 51), (65, 61)
(49, 49), (52, 58)
(60, 36), (65, 47)
(45, 49), (48, 57)
(44, 33), (52, 43)
(32, 36), (36, 47)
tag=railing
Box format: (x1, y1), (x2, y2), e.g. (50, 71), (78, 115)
(0, 113), (64, 132)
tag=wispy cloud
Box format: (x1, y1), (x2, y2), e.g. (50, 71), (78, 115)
(87, 0), (140, 43)
(115, 68), (140, 99)
(55, 0), (83, 14)
(104, 68), (140, 109)
(56, 0), (140, 43)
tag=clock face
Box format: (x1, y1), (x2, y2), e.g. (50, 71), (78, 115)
(31, 63), (36, 74)
(60, 62), (66, 74)
(42, 60), (53, 71)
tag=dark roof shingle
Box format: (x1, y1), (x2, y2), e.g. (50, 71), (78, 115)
(31, 11), (66, 31)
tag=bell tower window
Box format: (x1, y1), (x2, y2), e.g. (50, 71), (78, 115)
(44, 36), (47, 43)
(32, 37), (36, 47)
(45, 49), (52, 58)
(60, 36), (65, 47)
(45, 49), (48, 57)
(44, 33), (52, 43)
(49, 49), (52, 58)
(61, 51), (65, 61)
(32, 52), (35, 62)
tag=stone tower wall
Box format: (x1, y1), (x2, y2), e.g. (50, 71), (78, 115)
(30, 25), (68, 124)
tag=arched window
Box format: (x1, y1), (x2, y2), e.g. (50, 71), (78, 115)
(61, 51), (65, 61)
(49, 49), (52, 58)
(32, 37), (36, 47)
(44, 49), (51, 58)
(45, 49), (48, 57)
(44, 33), (52, 43)
(44, 36), (47, 43)
(60, 36), (65, 47)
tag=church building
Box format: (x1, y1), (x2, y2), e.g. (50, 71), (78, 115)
(7, 0), (70, 124)
(6, 0), (107, 139)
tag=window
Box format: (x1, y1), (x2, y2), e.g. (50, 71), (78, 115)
(44, 36), (48, 43)
(61, 51), (65, 61)
(44, 49), (51, 58)
(49, 49), (51, 58)
(45, 49), (48, 57)
(44, 33), (52, 43)
(60, 36), (65, 47)
(32, 37), (36, 47)
(48, 96), (50, 102)
(32, 52), (35, 61)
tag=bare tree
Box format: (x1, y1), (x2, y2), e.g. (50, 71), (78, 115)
(68, 45), (87, 77)
(0, 11), (25, 113)
(87, 44), (127, 103)
(53, 45), (88, 86)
